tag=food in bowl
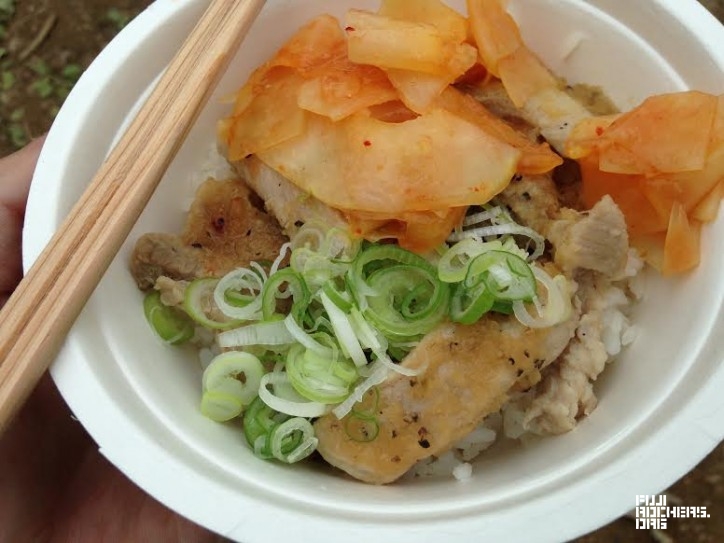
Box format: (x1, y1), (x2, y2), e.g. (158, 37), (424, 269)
(129, 0), (722, 484)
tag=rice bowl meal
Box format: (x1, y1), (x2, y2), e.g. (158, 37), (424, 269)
(128, 0), (721, 484)
(23, 0), (724, 540)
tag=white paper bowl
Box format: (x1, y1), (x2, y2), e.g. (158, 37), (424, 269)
(23, 1), (724, 541)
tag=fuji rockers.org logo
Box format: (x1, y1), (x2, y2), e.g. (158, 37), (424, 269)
(635, 495), (711, 530)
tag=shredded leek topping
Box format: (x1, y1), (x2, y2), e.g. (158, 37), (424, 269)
(143, 215), (573, 464)
(143, 291), (195, 345)
(185, 278), (244, 330)
(201, 352), (265, 421)
(448, 204), (545, 261)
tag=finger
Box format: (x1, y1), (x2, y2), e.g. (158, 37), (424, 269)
(0, 135), (46, 214)
(0, 136), (47, 297)
(50, 450), (220, 543)
(0, 203), (24, 294)
(0, 375), (92, 542)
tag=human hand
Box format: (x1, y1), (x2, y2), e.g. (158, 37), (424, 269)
(0, 140), (221, 542)
(0, 137), (44, 308)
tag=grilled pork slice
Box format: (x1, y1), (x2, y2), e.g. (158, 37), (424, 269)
(506, 268), (640, 436)
(497, 173), (560, 234)
(547, 196), (628, 277)
(130, 233), (205, 290)
(130, 178), (287, 289)
(233, 156), (347, 237)
(459, 81), (541, 142)
(471, 80), (629, 276)
(314, 313), (577, 484)
(497, 173), (629, 277)
(465, 80), (617, 155)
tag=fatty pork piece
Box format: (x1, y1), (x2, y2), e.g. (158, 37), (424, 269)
(548, 197), (629, 277)
(314, 312), (577, 485)
(238, 152), (629, 279)
(130, 177), (287, 289)
(497, 174), (629, 278)
(497, 175), (635, 437)
(234, 156), (347, 237)
(505, 271), (639, 436)
(463, 80), (617, 155)
(470, 82), (629, 278)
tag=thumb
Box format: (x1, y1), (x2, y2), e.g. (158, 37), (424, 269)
(0, 136), (47, 302)
(0, 136), (47, 214)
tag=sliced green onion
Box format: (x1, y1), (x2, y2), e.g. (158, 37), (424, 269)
(184, 278), (243, 330)
(462, 205), (506, 227)
(291, 221), (326, 252)
(344, 413), (379, 442)
(491, 300), (514, 315)
(259, 372), (331, 418)
(349, 244), (432, 287)
(387, 343), (410, 361)
(283, 314), (334, 357)
(351, 386), (379, 418)
(321, 279), (353, 312)
(304, 311), (333, 336)
(499, 236), (532, 262)
(269, 418), (318, 463)
(453, 203), (545, 261)
(333, 361), (389, 419)
(466, 250), (537, 302)
(268, 367), (304, 401)
(288, 221), (360, 290)
(325, 228), (361, 262)
(225, 290), (256, 308)
(216, 320), (295, 349)
(373, 350), (421, 377)
(261, 268), (310, 321)
(269, 242), (291, 275)
(320, 291), (366, 367)
(365, 265), (449, 341)
(291, 222), (360, 262)
(348, 307), (386, 352)
(448, 250), (536, 324)
(243, 396), (288, 458)
(253, 435), (274, 460)
(286, 344), (358, 404)
(143, 291), (194, 345)
(448, 223), (545, 261)
(291, 248), (349, 292)
(200, 390), (244, 422)
(213, 267), (265, 320)
(450, 280), (495, 325)
(347, 307), (418, 376)
(202, 351), (265, 407)
(512, 267), (572, 328)
(348, 245), (449, 341)
(437, 239), (503, 283)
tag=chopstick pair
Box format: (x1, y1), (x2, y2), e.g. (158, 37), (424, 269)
(0, 0), (267, 434)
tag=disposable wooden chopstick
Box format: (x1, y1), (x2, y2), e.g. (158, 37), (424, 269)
(0, 0), (266, 434)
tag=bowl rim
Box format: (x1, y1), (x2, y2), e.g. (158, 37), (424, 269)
(23, 0), (724, 541)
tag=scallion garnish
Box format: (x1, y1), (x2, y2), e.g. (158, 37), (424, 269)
(201, 351), (265, 419)
(512, 267), (573, 328)
(269, 418), (318, 463)
(200, 390), (245, 422)
(143, 291), (195, 345)
(286, 343), (358, 404)
(144, 218), (571, 464)
(184, 278), (244, 330)
(213, 265), (266, 320)
(348, 245), (450, 341)
(344, 413), (379, 443)
(439, 243), (539, 324)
